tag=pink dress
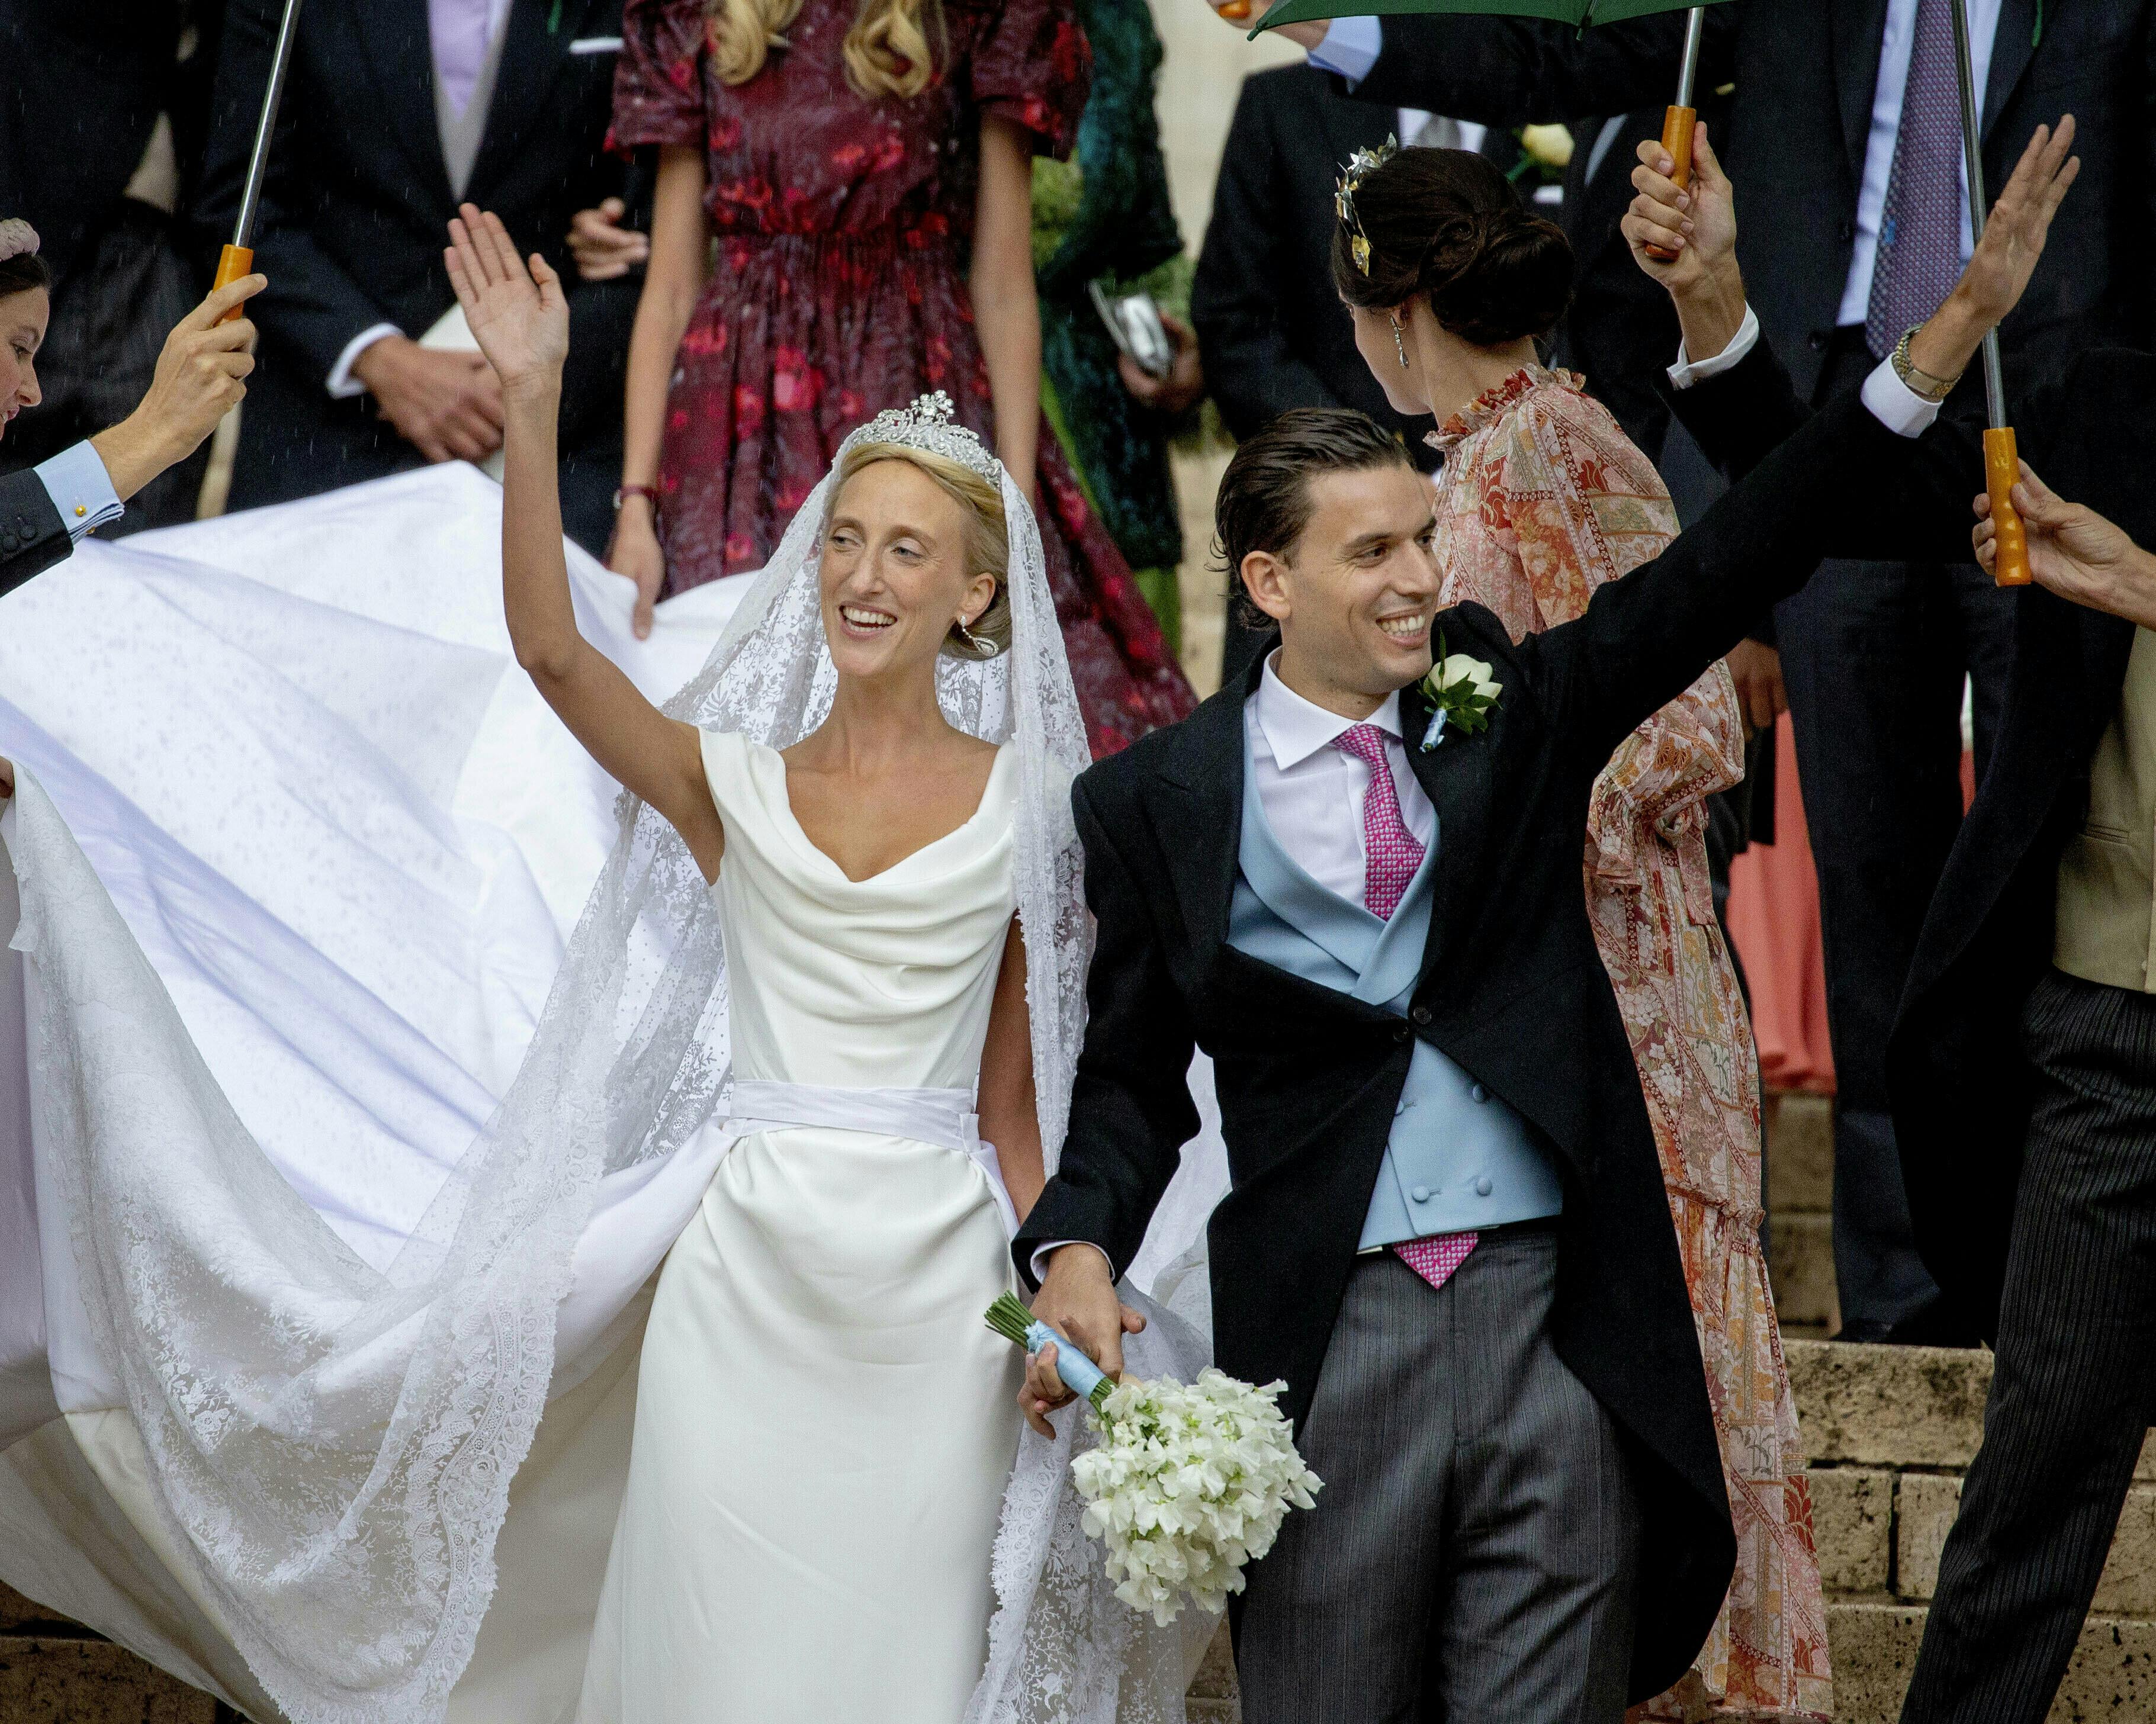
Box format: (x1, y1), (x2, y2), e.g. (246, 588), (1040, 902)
(1432, 366), (1832, 1722)
(609, 0), (1195, 757)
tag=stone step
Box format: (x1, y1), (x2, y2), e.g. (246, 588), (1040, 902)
(0, 1636), (220, 1723)
(1766, 1091), (1834, 1217)
(1826, 1602), (2156, 1724)
(1767, 1210), (1840, 1333)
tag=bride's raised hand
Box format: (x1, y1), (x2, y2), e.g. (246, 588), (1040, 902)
(445, 204), (570, 397)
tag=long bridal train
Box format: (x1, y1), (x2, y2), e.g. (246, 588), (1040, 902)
(0, 465), (1225, 1724)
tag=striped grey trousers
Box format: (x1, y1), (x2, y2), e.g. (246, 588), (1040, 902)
(1903, 969), (2156, 1722)
(1235, 1229), (1641, 1724)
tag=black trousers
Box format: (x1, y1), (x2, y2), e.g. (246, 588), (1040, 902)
(1776, 330), (2017, 1332)
(1900, 970), (2156, 1723)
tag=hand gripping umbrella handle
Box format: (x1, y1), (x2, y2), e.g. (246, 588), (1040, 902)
(1644, 7), (1708, 265)
(1985, 427), (2032, 587)
(213, 245), (256, 325)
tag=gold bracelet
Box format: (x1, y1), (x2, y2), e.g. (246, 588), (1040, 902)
(1892, 325), (1963, 403)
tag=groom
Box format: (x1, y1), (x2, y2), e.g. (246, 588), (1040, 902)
(1016, 393), (1922, 1717)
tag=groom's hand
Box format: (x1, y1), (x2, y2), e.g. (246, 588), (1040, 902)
(1019, 1244), (1146, 1437)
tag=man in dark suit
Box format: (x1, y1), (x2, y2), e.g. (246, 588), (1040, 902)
(1191, 64), (1438, 464)
(0, 0), (228, 533)
(1274, 0), (2156, 1342)
(1011, 323), (1977, 1708)
(198, 0), (644, 557)
(1631, 115), (2156, 1718)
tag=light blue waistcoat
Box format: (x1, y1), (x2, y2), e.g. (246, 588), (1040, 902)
(1227, 729), (1564, 1248)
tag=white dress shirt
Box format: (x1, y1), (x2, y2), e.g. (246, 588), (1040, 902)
(1669, 308), (1947, 440)
(28, 441), (124, 545)
(1315, 5), (2007, 325)
(330, 0), (518, 399)
(1839, 0), (2003, 327)
(1030, 657), (1437, 1284)
(1248, 651), (1437, 910)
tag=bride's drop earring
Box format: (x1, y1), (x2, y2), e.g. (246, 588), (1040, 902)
(1389, 314), (1410, 369)
(956, 612), (987, 652)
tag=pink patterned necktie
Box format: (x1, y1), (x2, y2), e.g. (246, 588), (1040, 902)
(1332, 723), (1425, 922)
(1332, 724), (1475, 1293)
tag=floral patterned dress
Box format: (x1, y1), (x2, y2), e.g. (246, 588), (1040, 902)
(1432, 367), (1832, 1722)
(611, 0), (1195, 757)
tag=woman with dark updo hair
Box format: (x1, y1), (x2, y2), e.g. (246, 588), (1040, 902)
(1335, 146), (1833, 1723)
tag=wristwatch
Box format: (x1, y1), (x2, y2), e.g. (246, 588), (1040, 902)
(1891, 326), (1963, 404)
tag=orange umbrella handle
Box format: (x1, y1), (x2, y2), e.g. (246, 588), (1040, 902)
(213, 245), (256, 324)
(1985, 427), (2031, 587)
(1643, 106), (1696, 263)
(1217, 0), (1252, 16)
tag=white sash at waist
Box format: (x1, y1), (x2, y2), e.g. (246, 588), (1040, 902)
(723, 1079), (1020, 1239)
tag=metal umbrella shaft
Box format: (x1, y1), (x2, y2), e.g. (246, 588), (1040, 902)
(212, 0), (305, 320)
(1948, 0), (2030, 584)
(1641, 7), (1707, 262)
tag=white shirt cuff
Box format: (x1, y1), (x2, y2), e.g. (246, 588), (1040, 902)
(33, 440), (125, 541)
(1307, 14), (1381, 85)
(1667, 303), (1760, 389)
(1028, 1240), (1115, 1288)
(328, 323), (403, 399)
(1859, 358), (1944, 438)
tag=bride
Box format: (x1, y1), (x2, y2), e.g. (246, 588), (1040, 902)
(0, 205), (1219, 1723)
(457, 206), (1049, 1720)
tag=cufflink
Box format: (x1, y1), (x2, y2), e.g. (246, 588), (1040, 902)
(74, 504), (86, 518)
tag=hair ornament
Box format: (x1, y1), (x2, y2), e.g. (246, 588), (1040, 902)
(842, 391), (1004, 485)
(0, 220), (41, 265)
(1335, 138), (1398, 278)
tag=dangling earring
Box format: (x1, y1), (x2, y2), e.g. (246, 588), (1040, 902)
(956, 612), (987, 653)
(1389, 312), (1410, 369)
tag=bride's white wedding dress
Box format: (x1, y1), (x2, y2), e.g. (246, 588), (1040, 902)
(0, 461), (1228, 1724)
(579, 732), (1024, 1721)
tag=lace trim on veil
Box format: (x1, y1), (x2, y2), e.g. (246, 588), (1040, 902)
(9, 429), (1186, 1723)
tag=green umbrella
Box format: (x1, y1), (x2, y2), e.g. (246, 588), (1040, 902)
(1250, 0), (1726, 256)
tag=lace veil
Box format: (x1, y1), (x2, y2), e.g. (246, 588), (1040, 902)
(11, 400), (1155, 1724)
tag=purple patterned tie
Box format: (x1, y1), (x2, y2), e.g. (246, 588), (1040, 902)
(1865, 0), (1967, 360)
(1334, 724), (1474, 1292)
(1333, 723), (1425, 921)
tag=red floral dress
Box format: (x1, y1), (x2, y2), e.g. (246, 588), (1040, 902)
(1433, 368), (1832, 1722)
(611, 0), (1195, 757)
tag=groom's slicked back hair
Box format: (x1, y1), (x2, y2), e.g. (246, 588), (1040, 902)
(1214, 409), (1415, 629)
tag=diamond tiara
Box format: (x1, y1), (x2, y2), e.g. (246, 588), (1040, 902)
(840, 391), (1004, 485)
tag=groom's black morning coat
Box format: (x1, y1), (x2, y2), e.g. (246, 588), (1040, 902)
(1018, 391), (1915, 1700)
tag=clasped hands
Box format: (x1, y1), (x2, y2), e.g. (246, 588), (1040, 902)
(1018, 1244), (1149, 1437)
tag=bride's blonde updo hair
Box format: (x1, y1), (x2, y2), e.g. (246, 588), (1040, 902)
(828, 441), (1013, 661)
(706, 0), (943, 99)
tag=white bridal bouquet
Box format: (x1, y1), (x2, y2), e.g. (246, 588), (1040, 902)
(985, 1294), (1323, 1625)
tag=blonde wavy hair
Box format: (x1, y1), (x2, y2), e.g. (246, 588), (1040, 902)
(706, 0), (943, 98)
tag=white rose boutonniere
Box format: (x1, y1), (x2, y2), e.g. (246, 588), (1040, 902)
(1418, 632), (1503, 751)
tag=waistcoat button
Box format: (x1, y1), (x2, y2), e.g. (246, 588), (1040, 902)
(1474, 1176), (1493, 1197)
(1410, 1005), (1431, 1026)
(1411, 1185), (1431, 1203)
(1470, 1083), (1489, 1104)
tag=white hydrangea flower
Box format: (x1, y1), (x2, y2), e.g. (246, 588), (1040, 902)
(1066, 1368), (1323, 1626)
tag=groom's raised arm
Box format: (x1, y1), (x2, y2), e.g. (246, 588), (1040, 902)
(1530, 389), (1916, 772)
(1014, 770), (1200, 1288)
